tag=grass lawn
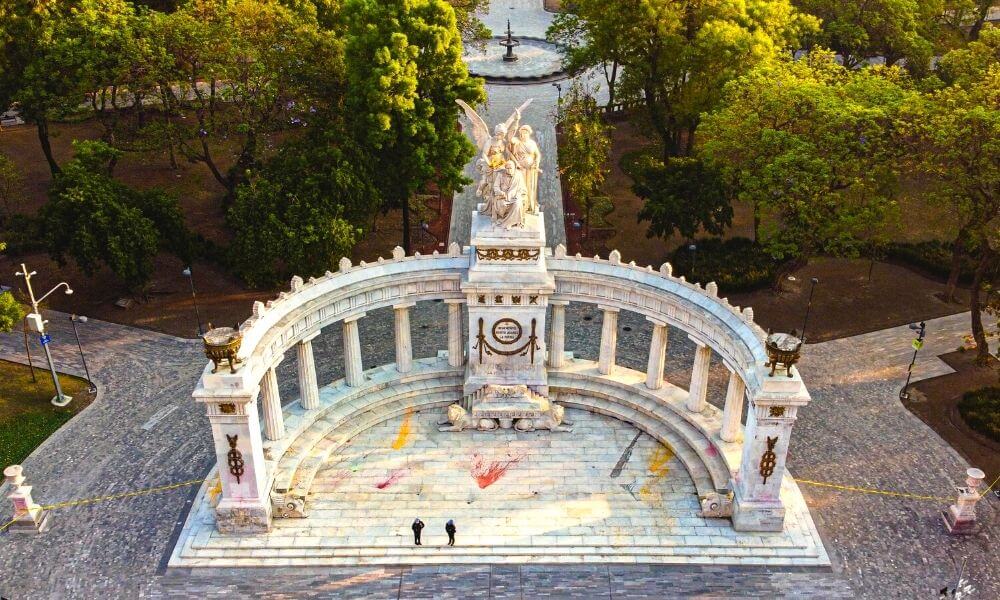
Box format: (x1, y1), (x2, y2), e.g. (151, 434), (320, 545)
(0, 360), (96, 468)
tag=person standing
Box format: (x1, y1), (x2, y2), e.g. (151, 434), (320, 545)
(445, 519), (456, 546)
(412, 518), (424, 545)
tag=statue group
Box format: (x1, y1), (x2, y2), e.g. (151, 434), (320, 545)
(457, 99), (541, 229)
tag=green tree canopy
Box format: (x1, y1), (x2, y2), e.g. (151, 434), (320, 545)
(558, 84), (612, 237)
(228, 131), (378, 286)
(40, 141), (189, 291)
(634, 156), (733, 242)
(343, 0), (485, 252)
(700, 51), (909, 259)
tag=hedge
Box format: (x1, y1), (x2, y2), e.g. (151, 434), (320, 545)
(669, 237), (788, 294)
(957, 386), (1000, 444)
(885, 241), (980, 285)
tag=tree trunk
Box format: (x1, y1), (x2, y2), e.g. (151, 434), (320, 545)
(401, 191), (412, 254)
(36, 118), (61, 177)
(968, 1), (991, 41)
(945, 233), (967, 302)
(969, 249), (995, 364)
(604, 61), (618, 113)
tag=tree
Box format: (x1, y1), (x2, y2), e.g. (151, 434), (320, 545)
(558, 84), (612, 238)
(554, 0), (817, 159)
(634, 156), (733, 242)
(899, 31), (999, 362)
(40, 141), (186, 291)
(343, 0), (485, 253)
(154, 0), (342, 201)
(0, 241), (25, 333)
(228, 132), (377, 286)
(0, 152), (23, 221)
(700, 51), (908, 260)
(794, 0), (946, 74)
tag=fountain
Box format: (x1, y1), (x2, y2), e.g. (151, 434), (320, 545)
(499, 20), (520, 62)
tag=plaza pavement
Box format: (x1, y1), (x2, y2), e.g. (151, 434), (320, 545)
(0, 306), (996, 597)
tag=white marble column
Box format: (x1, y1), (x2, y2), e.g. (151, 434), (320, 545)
(296, 333), (320, 410)
(393, 302), (416, 374)
(720, 369), (747, 442)
(343, 313), (366, 387)
(598, 305), (620, 375)
(261, 364), (285, 441)
(686, 339), (712, 412)
(549, 300), (569, 368)
(645, 317), (669, 390)
(445, 300), (464, 367)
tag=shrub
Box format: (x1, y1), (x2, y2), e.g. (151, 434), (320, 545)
(957, 387), (1000, 443)
(885, 241), (980, 284)
(669, 237), (788, 294)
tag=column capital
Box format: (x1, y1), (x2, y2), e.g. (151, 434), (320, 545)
(443, 298), (466, 305)
(646, 315), (668, 327)
(266, 353), (286, 369)
(597, 304), (620, 314)
(392, 301), (417, 310)
(549, 299), (570, 306)
(299, 331), (320, 344)
(342, 312), (367, 324)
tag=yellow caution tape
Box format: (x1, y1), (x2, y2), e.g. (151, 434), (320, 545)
(37, 478), (205, 511)
(796, 478), (953, 502)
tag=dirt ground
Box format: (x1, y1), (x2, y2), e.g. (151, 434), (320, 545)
(907, 351), (1000, 485)
(728, 257), (972, 342)
(0, 120), (449, 338)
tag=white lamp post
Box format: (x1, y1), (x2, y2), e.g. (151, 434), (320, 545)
(15, 263), (74, 407)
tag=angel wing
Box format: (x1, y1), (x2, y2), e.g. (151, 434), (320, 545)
(456, 99), (491, 151)
(502, 98), (534, 138)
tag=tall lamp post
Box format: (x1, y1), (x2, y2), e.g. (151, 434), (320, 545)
(899, 321), (926, 401)
(800, 277), (820, 341)
(15, 263), (74, 407)
(552, 82), (562, 121)
(688, 243), (697, 277)
(70, 314), (97, 393)
(182, 266), (204, 337)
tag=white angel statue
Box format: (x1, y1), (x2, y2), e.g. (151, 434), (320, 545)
(456, 98), (533, 227)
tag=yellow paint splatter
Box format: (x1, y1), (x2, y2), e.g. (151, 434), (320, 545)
(391, 410), (413, 450)
(207, 478), (223, 506)
(647, 444), (673, 477)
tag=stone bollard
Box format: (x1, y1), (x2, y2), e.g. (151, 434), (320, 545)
(942, 467), (986, 535)
(4, 465), (50, 534)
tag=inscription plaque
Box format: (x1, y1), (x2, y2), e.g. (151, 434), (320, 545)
(492, 318), (523, 344)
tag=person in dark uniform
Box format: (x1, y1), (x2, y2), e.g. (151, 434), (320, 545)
(412, 518), (424, 545)
(445, 519), (456, 546)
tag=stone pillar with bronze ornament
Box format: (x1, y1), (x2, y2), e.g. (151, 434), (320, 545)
(193, 351), (272, 534)
(731, 363), (810, 531)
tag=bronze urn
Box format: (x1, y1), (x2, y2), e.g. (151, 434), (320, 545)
(765, 330), (802, 377)
(203, 324), (243, 374)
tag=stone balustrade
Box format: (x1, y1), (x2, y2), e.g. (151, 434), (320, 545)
(193, 244), (807, 534)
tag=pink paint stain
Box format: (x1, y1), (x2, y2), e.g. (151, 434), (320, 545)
(706, 444), (719, 457)
(374, 468), (409, 490)
(470, 453), (522, 489)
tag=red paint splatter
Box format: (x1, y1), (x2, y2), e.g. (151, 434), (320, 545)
(374, 468), (409, 490)
(705, 444), (719, 457)
(470, 453), (522, 489)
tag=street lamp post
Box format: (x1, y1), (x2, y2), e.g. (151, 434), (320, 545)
(182, 266), (204, 337)
(899, 321), (927, 401)
(70, 314), (97, 393)
(800, 277), (820, 341)
(15, 263), (74, 407)
(552, 83), (562, 120)
(688, 243), (697, 277)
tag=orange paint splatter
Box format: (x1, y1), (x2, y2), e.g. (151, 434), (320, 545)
(470, 453), (522, 489)
(375, 468), (409, 489)
(391, 410), (413, 450)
